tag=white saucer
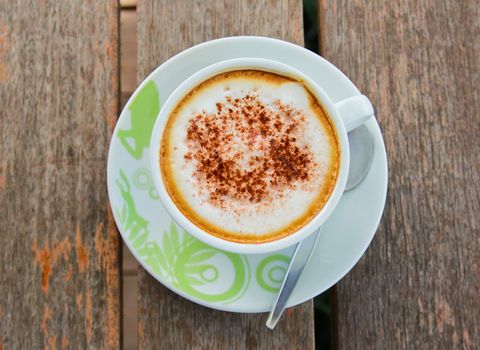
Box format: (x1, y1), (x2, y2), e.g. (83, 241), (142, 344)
(107, 36), (388, 313)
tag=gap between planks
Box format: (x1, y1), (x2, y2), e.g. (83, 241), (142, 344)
(120, 6), (139, 350)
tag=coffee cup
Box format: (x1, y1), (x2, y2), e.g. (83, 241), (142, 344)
(150, 58), (373, 254)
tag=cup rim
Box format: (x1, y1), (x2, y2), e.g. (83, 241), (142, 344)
(149, 57), (350, 254)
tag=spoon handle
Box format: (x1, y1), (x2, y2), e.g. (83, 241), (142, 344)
(266, 227), (323, 329)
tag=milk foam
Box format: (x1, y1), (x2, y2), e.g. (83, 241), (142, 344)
(164, 72), (337, 238)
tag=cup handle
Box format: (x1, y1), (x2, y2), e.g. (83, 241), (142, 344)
(334, 95), (374, 132)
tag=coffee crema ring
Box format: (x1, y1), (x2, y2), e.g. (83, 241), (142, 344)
(161, 70), (340, 243)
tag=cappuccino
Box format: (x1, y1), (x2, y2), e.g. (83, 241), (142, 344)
(161, 70), (340, 243)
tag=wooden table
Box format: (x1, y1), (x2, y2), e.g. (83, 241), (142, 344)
(0, 0), (478, 349)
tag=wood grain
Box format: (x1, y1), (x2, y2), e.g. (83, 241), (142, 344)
(319, 0), (480, 348)
(137, 0), (304, 76)
(0, 1), (120, 349)
(136, 1), (314, 349)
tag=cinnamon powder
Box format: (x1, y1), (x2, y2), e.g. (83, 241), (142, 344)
(184, 94), (315, 207)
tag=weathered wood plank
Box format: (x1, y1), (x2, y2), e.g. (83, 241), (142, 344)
(0, 1), (121, 349)
(136, 0), (314, 349)
(137, 0), (304, 74)
(320, 0), (480, 348)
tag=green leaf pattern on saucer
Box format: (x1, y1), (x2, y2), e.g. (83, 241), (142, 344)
(118, 80), (160, 160)
(113, 81), (291, 304)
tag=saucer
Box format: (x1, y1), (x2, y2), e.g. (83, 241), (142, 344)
(107, 37), (388, 313)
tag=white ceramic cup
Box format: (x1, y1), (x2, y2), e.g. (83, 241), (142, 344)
(150, 58), (374, 254)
